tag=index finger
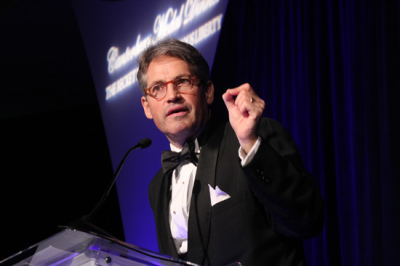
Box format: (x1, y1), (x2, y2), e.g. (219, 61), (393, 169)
(229, 83), (254, 95)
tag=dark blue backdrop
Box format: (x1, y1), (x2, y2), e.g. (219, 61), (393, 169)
(211, 0), (400, 265)
(72, 0), (400, 265)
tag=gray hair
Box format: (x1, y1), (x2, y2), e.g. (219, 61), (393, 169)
(137, 38), (210, 95)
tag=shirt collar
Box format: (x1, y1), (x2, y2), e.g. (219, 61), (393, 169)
(170, 139), (200, 154)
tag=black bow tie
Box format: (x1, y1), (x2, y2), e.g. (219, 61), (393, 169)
(161, 141), (198, 174)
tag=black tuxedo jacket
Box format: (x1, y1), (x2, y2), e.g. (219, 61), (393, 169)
(148, 117), (324, 266)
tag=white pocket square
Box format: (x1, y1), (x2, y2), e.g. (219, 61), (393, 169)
(208, 185), (231, 206)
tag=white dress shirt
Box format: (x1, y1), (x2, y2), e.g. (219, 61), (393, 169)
(169, 137), (261, 254)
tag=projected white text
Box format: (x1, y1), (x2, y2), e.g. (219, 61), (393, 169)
(105, 0), (223, 100)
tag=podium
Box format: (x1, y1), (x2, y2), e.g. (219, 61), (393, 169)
(0, 228), (198, 266)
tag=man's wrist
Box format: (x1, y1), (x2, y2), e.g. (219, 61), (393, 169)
(239, 136), (262, 166)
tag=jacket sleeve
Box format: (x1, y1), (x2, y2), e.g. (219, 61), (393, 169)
(242, 118), (324, 239)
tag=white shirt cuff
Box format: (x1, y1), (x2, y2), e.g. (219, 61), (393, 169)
(238, 136), (262, 166)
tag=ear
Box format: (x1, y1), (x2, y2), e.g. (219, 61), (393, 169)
(205, 81), (214, 105)
(141, 96), (153, 119)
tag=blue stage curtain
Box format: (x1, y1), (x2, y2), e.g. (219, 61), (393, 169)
(211, 0), (400, 265)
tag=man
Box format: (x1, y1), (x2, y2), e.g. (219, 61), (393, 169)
(138, 38), (324, 265)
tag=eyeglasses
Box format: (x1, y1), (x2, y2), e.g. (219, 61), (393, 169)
(144, 76), (199, 101)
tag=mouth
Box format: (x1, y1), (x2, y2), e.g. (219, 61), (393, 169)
(167, 105), (189, 116)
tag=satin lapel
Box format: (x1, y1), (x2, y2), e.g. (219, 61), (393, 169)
(156, 170), (179, 258)
(187, 121), (225, 264)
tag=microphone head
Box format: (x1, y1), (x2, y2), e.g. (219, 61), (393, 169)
(138, 138), (152, 148)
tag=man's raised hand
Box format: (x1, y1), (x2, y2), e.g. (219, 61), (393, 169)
(222, 83), (265, 154)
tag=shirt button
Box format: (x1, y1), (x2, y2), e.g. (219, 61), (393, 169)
(173, 211), (176, 214)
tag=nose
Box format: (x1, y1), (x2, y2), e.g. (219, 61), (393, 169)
(165, 83), (181, 102)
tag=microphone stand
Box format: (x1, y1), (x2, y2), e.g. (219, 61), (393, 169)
(62, 138), (152, 238)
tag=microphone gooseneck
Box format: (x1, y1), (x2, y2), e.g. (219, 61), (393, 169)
(83, 137), (152, 223)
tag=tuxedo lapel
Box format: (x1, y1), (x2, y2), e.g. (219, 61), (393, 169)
(187, 118), (226, 264)
(155, 170), (179, 258)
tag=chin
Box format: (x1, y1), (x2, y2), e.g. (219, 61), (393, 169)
(167, 124), (198, 138)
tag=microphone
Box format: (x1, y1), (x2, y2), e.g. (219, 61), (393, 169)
(63, 137), (195, 265)
(64, 138), (151, 237)
(85, 137), (152, 220)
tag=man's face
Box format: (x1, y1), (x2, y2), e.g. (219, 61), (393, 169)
(141, 55), (214, 147)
